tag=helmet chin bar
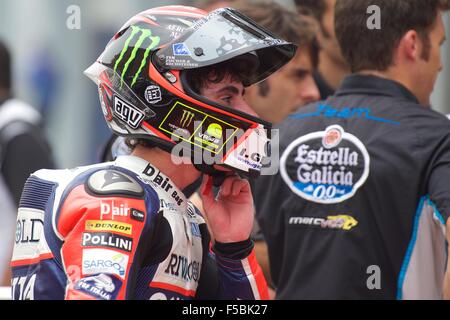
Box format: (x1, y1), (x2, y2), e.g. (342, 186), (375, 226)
(192, 162), (229, 187)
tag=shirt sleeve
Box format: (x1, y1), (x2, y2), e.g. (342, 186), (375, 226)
(422, 119), (450, 223)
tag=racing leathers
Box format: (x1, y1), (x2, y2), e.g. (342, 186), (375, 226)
(11, 155), (268, 300)
(254, 75), (450, 299)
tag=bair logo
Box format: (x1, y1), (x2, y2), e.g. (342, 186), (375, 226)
(113, 95), (145, 129)
(280, 125), (370, 204)
(100, 200), (130, 220)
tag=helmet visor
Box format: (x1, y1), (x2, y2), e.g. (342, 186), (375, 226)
(155, 7), (297, 86)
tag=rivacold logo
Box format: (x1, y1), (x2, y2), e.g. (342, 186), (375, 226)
(280, 125), (370, 204)
(164, 254), (201, 283)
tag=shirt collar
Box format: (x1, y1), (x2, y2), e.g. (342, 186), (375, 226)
(335, 74), (420, 104)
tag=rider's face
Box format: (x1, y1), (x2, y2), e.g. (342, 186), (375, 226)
(199, 76), (256, 117)
(199, 76), (257, 173)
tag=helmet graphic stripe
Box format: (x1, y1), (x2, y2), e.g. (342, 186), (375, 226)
(131, 36), (160, 87)
(114, 26), (141, 78)
(121, 28), (151, 86)
(114, 26), (160, 88)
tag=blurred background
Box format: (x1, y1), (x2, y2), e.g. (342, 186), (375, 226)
(0, 0), (449, 169)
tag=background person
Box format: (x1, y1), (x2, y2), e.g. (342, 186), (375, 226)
(189, 1), (320, 298)
(0, 40), (55, 286)
(295, 0), (350, 98)
(254, 0), (450, 299)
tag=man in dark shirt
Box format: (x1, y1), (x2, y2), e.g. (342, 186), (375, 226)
(296, 0), (350, 98)
(254, 0), (450, 299)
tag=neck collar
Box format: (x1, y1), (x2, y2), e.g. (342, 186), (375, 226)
(115, 155), (188, 210)
(336, 74), (420, 104)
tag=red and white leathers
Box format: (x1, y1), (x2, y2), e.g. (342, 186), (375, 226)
(11, 155), (268, 300)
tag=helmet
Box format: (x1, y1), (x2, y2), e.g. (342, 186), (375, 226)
(85, 5), (296, 178)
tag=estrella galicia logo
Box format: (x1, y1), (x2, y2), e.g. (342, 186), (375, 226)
(280, 125), (370, 204)
(173, 43), (191, 56)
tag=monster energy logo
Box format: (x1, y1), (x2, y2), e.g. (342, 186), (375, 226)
(180, 110), (195, 127)
(114, 25), (161, 87)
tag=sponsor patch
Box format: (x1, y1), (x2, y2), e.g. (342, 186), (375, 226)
(159, 101), (238, 154)
(113, 25), (160, 87)
(173, 43), (191, 56)
(236, 148), (263, 170)
(289, 214), (358, 231)
(113, 95), (145, 129)
(130, 208), (145, 222)
(160, 199), (178, 211)
(82, 232), (133, 252)
(100, 200), (130, 220)
(280, 125), (370, 204)
(289, 104), (401, 125)
(82, 248), (129, 279)
(141, 164), (184, 206)
(74, 274), (122, 300)
(15, 211), (43, 245)
(164, 253), (201, 283)
(322, 125), (343, 149)
(85, 220), (132, 235)
(11, 208), (52, 266)
(145, 85), (162, 104)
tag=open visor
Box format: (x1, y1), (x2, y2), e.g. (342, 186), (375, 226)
(154, 7), (297, 86)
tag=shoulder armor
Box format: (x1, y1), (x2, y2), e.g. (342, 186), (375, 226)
(86, 169), (144, 198)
